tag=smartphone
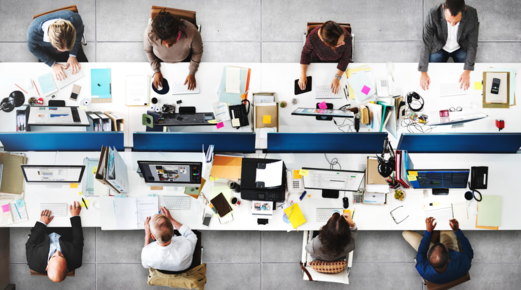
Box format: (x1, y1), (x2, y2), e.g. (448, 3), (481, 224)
(202, 212), (212, 227)
(70, 84), (81, 101)
(294, 76), (312, 95)
(491, 78), (500, 94)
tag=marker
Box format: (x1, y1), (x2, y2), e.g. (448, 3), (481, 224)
(14, 84), (28, 94)
(13, 204), (21, 219)
(429, 202), (440, 206)
(299, 191), (307, 201)
(82, 198), (89, 210)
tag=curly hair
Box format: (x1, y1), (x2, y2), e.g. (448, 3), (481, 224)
(151, 10), (186, 43)
(319, 213), (352, 257)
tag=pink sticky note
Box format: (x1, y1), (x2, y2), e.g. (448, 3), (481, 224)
(361, 85), (371, 95)
(318, 101), (328, 109)
(216, 122), (224, 129)
(1, 204), (10, 213)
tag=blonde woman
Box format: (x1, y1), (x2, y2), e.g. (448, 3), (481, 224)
(27, 10), (87, 80)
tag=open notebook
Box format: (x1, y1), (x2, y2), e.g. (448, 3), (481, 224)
(113, 196), (158, 229)
(1, 199), (29, 226)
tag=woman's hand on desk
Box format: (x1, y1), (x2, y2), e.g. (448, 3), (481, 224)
(185, 75), (196, 90)
(67, 56), (81, 75)
(52, 63), (67, 81)
(298, 74), (308, 90)
(459, 70), (470, 90)
(343, 213), (355, 227)
(153, 72), (164, 89)
(420, 72), (431, 90)
(331, 78), (341, 94)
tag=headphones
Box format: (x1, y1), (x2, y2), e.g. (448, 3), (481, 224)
(377, 138), (395, 177)
(407, 91), (424, 112)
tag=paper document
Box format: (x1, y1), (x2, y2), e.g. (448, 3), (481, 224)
(452, 202), (469, 226)
(225, 67), (241, 94)
(212, 102), (230, 123)
(114, 196), (158, 229)
(125, 75), (150, 106)
(303, 170), (364, 191)
(256, 160), (283, 187)
(363, 192), (386, 204)
(477, 195), (502, 227)
(347, 71), (374, 101)
(28, 107), (73, 124)
(37, 73), (58, 96)
(171, 81), (200, 94)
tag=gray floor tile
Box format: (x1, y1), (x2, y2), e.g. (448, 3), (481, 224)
(424, 0), (521, 41)
(96, 0), (261, 42)
(463, 231), (521, 263)
(202, 42), (261, 62)
(262, 42), (303, 63)
(97, 264), (150, 290)
(201, 231), (260, 263)
(458, 263), (521, 290)
(10, 263), (96, 290)
(261, 231), (303, 262)
(82, 42), (95, 62)
(0, 43), (38, 62)
(353, 231), (418, 263)
(96, 42), (148, 62)
(262, 0), (422, 42)
(96, 228), (144, 263)
(262, 263), (345, 290)
(207, 263), (260, 290)
(354, 41), (422, 63)
(0, 0), (96, 42)
(348, 262), (421, 290)
(475, 42), (521, 63)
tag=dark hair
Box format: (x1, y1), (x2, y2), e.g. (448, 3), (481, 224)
(319, 213), (352, 257)
(151, 10), (186, 43)
(444, 0), (466, 17)
(319, 21), (345, 48)
(427, 243), (449, 269)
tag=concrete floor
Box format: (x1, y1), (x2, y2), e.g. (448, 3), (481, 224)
(3, 0), (521, 289)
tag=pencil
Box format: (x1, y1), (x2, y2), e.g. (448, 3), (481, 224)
(33, 80), (40, 96)
(352, 208), (356, 220)
(14, 84), (28, 94)
(14, 204), (21, 219)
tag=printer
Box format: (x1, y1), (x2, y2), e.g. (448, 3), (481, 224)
(240, 158), (287, 202)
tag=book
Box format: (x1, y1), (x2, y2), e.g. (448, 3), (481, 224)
(0, 199), (29, 226)
(113, 196), (158, 229)
(284, 203), (306, 230)
(0, 153), (27, 197)
(91, 68), (112, 103)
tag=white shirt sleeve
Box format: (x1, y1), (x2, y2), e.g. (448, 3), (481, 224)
(178, 224), (198, 254)
(141, 245), (152, 269)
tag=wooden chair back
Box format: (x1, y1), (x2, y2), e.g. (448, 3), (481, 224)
(33, 5), (78, 19)
(151, 6), (197, 27)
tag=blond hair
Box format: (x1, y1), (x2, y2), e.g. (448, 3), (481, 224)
(48, 19), (76, 51)
(150, 214), (174, 245)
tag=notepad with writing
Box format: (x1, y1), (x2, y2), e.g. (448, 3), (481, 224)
(0, 199), (29, 226)
(284, 203), (306, 230)
(113, 196), (158, 229)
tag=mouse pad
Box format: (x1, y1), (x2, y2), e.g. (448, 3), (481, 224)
(152, 78), (170, 95)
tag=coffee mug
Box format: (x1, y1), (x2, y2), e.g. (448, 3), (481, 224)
(464, 191), (473, 201)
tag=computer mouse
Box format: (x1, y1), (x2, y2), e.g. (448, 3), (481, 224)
(25, 78), (34, 90)
(343, 197), (349, 209)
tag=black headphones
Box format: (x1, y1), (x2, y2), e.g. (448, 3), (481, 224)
(407, 91), (424, 112)
(377, 138), (395, 177)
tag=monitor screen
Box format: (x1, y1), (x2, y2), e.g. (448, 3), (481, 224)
(21, 165), (86, 183)
(407, 169), (470, 189)
(137, 161), (202, 187)
(302, 168), (365, 192)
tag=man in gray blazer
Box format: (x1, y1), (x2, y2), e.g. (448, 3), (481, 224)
(419, 0), (479, 91)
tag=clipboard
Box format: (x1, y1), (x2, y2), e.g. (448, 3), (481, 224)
(482, 71), (509, 109)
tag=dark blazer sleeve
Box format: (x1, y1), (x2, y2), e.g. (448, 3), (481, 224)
(419, 7), (437, 72)
(27, 25), (55, 67)
(66, 216), (84, 270)
(68, 13), (84, 57)
(463, 8), (479, 71)
(26, 221), (50, 273)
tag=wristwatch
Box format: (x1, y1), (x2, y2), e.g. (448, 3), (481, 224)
(334, 73), (342, 80)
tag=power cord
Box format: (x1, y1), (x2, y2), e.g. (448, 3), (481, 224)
(324, 154), (341, 169)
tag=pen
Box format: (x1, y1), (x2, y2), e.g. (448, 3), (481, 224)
(351, 208), (356, 220)
(299, 191), (307, 201)
(82, 198), (89, 210)
(287, 206), (294, 219)
(14, 203), (21, 219)
(14, 84), (28, 94)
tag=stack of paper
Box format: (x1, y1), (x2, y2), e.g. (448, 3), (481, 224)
(345, 65), (375, 100)
(125, 75), (150, 106)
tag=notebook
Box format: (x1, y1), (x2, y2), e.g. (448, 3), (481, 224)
(210, 192), (232, 218)
(37, 73), (58, 96)
(0, 153), (27, 197)
(0, 199), (29, 226)
(284, 203), (306, 230)
(113, 196), (158, 229)
(476, 195), (502, 229)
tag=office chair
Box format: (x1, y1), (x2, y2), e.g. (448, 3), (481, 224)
(33, 5), (87, 46)
(150, 6), (202, 33)
(300, 230), (353, 284)
(304, 22), (354, 62)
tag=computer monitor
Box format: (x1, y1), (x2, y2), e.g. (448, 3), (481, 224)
(407, 169), (470, 195)
(21, 165), (86, 183)
(301, 168), (365, 198)
(137, 161), (202, 187)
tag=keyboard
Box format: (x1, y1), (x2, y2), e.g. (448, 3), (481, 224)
(315, 85), (343, 99)
(171, 82), (200, 95)
(55, 68), (84, 89)
(316, 208), (344, 223)
(158, 113), (215, 126)
(440, 83), (467, 97)
(71, 107), (81, 123)
(40, 203), (68, 217)
(162, 196), (191, 210)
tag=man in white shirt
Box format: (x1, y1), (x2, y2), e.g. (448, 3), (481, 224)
(141, 206), (198, 272)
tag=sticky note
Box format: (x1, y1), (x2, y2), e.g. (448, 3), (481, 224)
(293, 170), (302, 179)
(409, 171), (418, 176)
(263, 115), (271, 124)
(210, 176), (219, 182)
(474, 82), (482, 90)
(299, 169), (309, 176)
(15, 199), (25, 208)
(78, 192), (82, 196)
(70, 183), (79, 189)
(232, 118), (241, 127)
(361, 85), (371, 95)
(318, 101), (328, 109)
(216, 122), (224, 129)
(92, 166), (98, 174)
(81, 199), (89, 208)
(408, 175), (417, 181)
(207, 119), (218, 124)
(1, 204), (10, 212)
(79, 105), (88, 110)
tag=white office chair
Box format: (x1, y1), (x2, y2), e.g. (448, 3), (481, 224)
(301, 230), (353, 285)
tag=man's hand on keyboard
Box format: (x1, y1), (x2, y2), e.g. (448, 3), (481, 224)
(52, 63), (67, 81)
(67, 56), (81, 75)
(40, 209), (54, 225)
(160, 206), (173, 221)
(331, 78), (340, 94)
(185, 75), (197, 90)
(70, 201), (81, 217)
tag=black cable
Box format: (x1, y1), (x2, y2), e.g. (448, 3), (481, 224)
(324, 154), (341, 170)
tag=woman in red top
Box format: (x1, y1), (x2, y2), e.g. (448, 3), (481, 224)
(298, 21), (352, 94)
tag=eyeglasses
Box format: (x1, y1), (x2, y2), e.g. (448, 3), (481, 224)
(390, 205), (409, 224)
(449, 107), (462, 112)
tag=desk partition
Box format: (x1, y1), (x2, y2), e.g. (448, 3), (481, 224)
(0, 132), (124, 151)
(397, 133), (521, 153)
(266, 132), (388, 153)
(133, 132), (256, 153)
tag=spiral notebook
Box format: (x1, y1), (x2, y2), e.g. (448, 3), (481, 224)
(0, 199), (29, 226)
(113, 196), (158, 229)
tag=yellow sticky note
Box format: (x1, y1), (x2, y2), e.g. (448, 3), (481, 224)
(299, 169), (309, 176)
(70, 183), (79, 188)
(263, 115), (271, 124)
(409, 171), (418, 176)
(92, 166), (98, 174)
(474, 82), (482, 90)
(408, 175), (417, 181)
(81, 199), (89, 208)
(207, 119), (218, 124)
(293, 170), (302, 179)
(78, 191), (82, 196)
(210, 176), (219, 182)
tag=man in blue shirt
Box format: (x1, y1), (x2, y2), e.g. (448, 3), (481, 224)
(403, 217), (474, 284)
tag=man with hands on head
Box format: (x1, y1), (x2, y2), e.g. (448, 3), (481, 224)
(141, 206), (197, 272)
(26, 201), (84, 283)
(403, 218), (474, 284)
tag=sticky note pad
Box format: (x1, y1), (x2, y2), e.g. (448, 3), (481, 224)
(92, 166), (98, 174)
(361, 85), (371, 95)
(408, 175), (417, 181)
(81, 199), (89, 208)
(293, 170), (302, 179)
(474, 82), (482, 90)
(318, 101), (328, 109)
(216, 122), (224, 129)
(263, 115), (271, 124)
(409, 171), (418, 176)
(210, 176), (219, 182)
(207, 119), (218, 124)
(232, 118), (241, 127)
(70, 183), (79, 189)
(1, 204), (10, 212)
(15, 199), (25, 208)
(299, 169), (309, 176)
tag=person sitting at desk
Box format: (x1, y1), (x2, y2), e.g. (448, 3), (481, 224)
(27, 10), (87, 80)
(25, 201), (84, 283)
(419, 0), (479, 91)
(305, 212), (357, 261)
(144, 11), (203, 91)
(298, 20), (352, 95)
(141, 207), (198, 272)
(403, 218), (474, 284)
